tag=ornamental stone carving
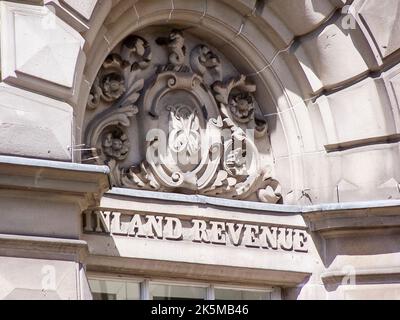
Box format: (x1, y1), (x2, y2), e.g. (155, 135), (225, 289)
(84, 29), (282, 204)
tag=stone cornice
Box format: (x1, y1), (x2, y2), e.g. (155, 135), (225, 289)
(0, 155), (110, 209)
(106, 188), (400, 238)
(108, 187), (400, 214)
(0, 233), (89, 262)
(303, 203), (400, 237)
(321, 267), (400, 285)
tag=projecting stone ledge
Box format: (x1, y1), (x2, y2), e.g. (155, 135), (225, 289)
(0, 155), (110, 211)
(0, 156), (110, 299)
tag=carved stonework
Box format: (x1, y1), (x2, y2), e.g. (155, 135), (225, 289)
(84, 29), (282, 204)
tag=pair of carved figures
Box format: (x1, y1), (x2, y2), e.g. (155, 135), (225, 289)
(85, 29), (282, 204)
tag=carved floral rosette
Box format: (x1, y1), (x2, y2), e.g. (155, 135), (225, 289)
(84, 29), (282, 204)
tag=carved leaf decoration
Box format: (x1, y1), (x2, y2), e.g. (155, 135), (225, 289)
(213, 170), (228, 188)
(121, 162), (161, 190)
(122, 169), (144, 188)
(118, 105), (139, 126)
(212, 75), (256, 105)
(120, 79), (144, 108)
(107, 159), (122, 186)
(190, 45), (222, 81)
(122, 35), (153, 72)
(103, 53), (130, 70)
(257, 179), (282, 204)
(87, 76), (102, 110)
(84, 30), (282, 204)
(206, 170), (237, 195)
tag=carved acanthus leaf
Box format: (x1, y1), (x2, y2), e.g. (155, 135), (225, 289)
(122, 35), (152, 71)
(190, 45), (222, 81)
(212, 75), (256, 105)
(84, 78), (143, 164)
(121, 162), (161, 190)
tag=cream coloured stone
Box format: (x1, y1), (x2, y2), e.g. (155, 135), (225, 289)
(316, 77), (396, 148)
(0, 84), (73, 161)
(294, 17), (376, 93)
(266, 0), (336, 36)
(61, 0), (97, 20)
(0, 1), (84, 90)
(0, 257), (79, 300)
(358, 0), (400, 59)
(1, 0), (400, 301)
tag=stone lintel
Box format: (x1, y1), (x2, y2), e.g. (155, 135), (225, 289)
(303, 204), (400, 237)
(86, 256), (311, 288)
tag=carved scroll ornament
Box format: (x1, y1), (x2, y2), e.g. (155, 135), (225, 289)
(84, 30), (282, 204)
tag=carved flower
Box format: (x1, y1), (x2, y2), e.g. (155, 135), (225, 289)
(229, 93), (255, 123)
(101, 73), (126, 102)
(103, 131), (129, 161)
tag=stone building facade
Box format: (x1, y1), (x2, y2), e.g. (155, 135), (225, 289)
(0, 0), (400, 300)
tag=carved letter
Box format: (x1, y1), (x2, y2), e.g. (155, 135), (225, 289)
(84, 211), (94, 232)
(209, 221), (226, 244)
(192, 219), (210, 243)
(259, 226), (278, 250)
(164, 217), (183, 240)
(127, 214), (147, 238)
(146, 215), (164, 239)
(110, 212), (122, 234)
(293, 229), (309, 253)
(226, 223), (243, 246)
(243, 224), (260, 248)
(278, 227), (293, 251)
(95, 211), (111, 233)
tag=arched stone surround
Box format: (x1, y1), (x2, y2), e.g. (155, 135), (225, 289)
(2, 0), (400, 205)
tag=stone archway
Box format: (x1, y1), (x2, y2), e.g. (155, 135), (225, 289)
(2, 0), (398, 206)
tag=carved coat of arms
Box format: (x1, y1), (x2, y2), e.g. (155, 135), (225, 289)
(84, 30), (282, 204)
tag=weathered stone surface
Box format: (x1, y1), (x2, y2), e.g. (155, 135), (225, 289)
(61, 0), (97, 20)
(0, 84), (73, 161)
(316, 77), (396, 148)
(0, 257), (79, 300)
(1, 0), (400, 301)
(358, 0), (400, 59)
(0, 1), (84, 90)
(294, 17), (376, 93)
(266, 0), (335, 36)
